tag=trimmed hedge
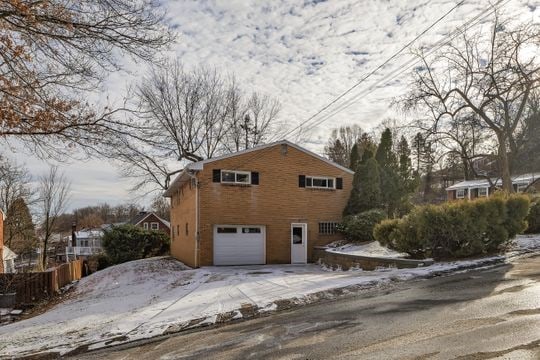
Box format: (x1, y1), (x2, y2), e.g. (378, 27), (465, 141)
(374, 194), (530, 260)
(526, 199), (540, 234)
(338, 209), (387, 242)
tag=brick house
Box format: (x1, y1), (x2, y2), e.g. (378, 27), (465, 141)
(129, 212), (170, 234)
(164, 140), (354, 267)
(446, 173), (540, 200)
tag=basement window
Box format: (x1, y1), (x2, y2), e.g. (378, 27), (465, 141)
(319, 222), (339, 235)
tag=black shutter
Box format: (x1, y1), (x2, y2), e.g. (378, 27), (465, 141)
(251, 172), (259, 185)
(299, 175), (306, 188)
(336, 177), (343, 189)
(212, 169), (221, 183)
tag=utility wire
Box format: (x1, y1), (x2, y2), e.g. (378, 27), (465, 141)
(265, 0), (467, 144)
(194, 0), (509, 187)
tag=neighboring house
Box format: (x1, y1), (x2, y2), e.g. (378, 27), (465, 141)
(65, 228), (105, 260)
(446, 173), (540, 201)
(2, 246), (17, 273)
(129, 211), (170, 234)
(164, 140), (354, 267)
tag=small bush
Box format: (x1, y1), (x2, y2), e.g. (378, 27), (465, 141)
(96, 255), (111, 271)
(374, 194), (530, 260)
(102, 224), (170, 265)
(339, 209), (386, 242)
(526, 199), (540, 234)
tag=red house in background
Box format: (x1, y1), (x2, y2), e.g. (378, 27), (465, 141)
(129, 211), (170, 235)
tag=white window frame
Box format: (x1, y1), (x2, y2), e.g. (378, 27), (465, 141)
(456, 189), (466, 199)
(306, 176), (336, 189)
(221, 170), (251, 185)
(150, 222), (159, 230)
(143, 222), (149, 230)
(516, 183), (528, 193)
(478, 187), (488, 197)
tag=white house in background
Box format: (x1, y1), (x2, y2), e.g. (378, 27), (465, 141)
(446, 173), (540, 200)
(65, 228), (105, 260)
(2, 246), (17, 273)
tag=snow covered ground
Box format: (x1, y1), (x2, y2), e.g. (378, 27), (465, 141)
(327, 241), (410, 258)
(0, 235), (538, 357)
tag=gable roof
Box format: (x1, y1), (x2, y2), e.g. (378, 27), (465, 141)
(446, 173), (540, 191)
(130, 211), (170, 229)
(164, 140), (354, 197)
(3, 246), (17, 261)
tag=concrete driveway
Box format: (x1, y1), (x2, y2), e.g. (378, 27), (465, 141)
(76, 254), (540, 360)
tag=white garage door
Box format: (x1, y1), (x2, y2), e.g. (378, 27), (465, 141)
(213, 225), (266, 265)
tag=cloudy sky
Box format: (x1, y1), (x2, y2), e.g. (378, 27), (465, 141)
(7, 0), (539, 210)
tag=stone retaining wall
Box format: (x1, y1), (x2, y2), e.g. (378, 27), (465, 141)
(313, 246), (434, 271)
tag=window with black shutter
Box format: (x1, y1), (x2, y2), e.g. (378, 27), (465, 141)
(251, 172), (259, 185)
(212, 169), (221, 182)
(299, 175), (306, 187)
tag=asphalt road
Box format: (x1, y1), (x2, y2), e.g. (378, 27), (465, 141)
(74, 255), (540, 360)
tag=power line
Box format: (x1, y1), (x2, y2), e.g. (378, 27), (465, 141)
(296, 0), (511, 137)
(195, 0), (509, 186)
(265, 0), (467, 144)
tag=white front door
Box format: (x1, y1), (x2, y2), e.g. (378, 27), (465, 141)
(291, 223), (307, 264)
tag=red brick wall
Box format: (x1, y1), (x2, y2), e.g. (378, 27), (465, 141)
(170, 179), (198, 267)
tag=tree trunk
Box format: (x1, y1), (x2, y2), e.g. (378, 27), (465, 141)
(497, 133), (513, 193)
(461, 156), (471, 180)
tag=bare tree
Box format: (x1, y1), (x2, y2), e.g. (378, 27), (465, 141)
(0, 0), (174, 158)
(37, 167), (70, 269)
(110, 60), (282, 193)
(324, 125), (364, 167)
(151, 195), (170, 221)
(0, 157), (32, 212)
(402, 14), (540, 191)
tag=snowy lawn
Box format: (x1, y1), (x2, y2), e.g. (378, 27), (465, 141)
(327, 240), (409, 258)
(0, 234), (539, 357)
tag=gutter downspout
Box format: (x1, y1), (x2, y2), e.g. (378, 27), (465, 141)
(187, 171), (200, 268)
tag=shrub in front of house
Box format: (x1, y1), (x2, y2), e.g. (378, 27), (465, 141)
(338, 209), (387, 242)
(525, 198), (540, 234)
(374, 194), (530, 260)
(102, 224), (170, 265)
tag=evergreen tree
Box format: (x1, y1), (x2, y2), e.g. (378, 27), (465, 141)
(375, 128), (397, 168)
(412, 132), (425, 174)
(375, 129), (401, 216)
(358, 133), (377, 164)
(4, 197), (36, 254)
(397, 136), (412, 179)
(344, 158), (382, 215)
(349, 143), (360, 170)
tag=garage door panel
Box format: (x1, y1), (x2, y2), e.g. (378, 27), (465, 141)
(214, 225), (265, 265)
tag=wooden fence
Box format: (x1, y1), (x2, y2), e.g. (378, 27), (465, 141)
(0, 260), (84, 305)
